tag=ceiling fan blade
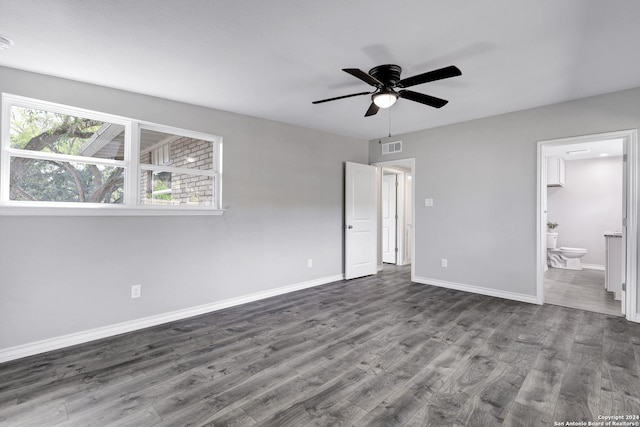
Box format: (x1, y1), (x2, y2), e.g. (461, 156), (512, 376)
(312, 91), (371, 104)
(399, 90), (449, 108)
(396, 65), (461, 88)
(364, 102), (379, 117)
(343, 68), (383, 87)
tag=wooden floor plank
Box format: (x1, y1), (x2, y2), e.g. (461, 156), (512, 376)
(1, 265), (640, 426)
(552, 360), (602, 422)
(544, 268), (621, 316)
(502, 401), (554, 426)
(455, 362), (527, 426)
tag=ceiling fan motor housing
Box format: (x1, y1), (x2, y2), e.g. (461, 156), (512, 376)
(369, 64), (402, 87)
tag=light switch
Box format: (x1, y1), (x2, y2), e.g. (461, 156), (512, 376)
(424, 198), (433, 207)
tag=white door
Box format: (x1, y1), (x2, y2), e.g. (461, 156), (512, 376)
(382, 174), (397, 264)
(345, 162), (378, 280)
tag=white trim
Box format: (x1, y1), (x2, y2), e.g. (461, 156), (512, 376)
(537, 142), (547, 305)
(537, 129), (639, 322)
(0, 274), (344, 363)
(412, 276), (538, 305)
(625, 131), (638, 320)
(581, 264), (605, 271)
(372, 158), (415, 281)
(127, 121), (139, 205)
(0, 204), (225, 216)
(1, 95), (12, 203)
(6, 147), (127, 167)
(139, 163), (217, 177)
(3, 93), (132, 127)
(217, 141), (223, 210)
(139, 122), (221, 145)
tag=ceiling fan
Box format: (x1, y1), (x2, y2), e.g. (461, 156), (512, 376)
(312, 64), (461, 117)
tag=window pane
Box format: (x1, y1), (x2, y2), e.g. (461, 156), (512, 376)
(10, 157), (124, 203)
(10, 106), (125, 160)
(140, 129), (213, 171)
(140, 170), (213, 206)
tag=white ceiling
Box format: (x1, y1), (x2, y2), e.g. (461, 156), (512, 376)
(545, 139), (624, 160)
(1, 0), (640, 140)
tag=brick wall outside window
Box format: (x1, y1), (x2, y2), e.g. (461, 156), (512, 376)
(141, 137), (214, 205)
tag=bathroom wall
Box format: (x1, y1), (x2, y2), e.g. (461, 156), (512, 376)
(547, 156), (622, 267)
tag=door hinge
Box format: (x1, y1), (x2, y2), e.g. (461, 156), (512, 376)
(622, 282), (626, 291)
(623, 218), (628, 227)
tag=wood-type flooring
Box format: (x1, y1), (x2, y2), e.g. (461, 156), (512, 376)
(544, 268), (621, 316)
(1, 265), (640, 426)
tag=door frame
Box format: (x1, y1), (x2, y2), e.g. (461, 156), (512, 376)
(536, 129), (638, 322)
(373, 158), (416, 280)
(381, 171), (399, 265)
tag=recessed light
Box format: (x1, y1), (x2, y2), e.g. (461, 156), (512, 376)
(0, 34), (14, 50)
(566, 149), (591, 155)
(599, 153), (609, 157)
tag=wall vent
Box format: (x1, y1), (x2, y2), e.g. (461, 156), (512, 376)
(382, 140), (402, 155)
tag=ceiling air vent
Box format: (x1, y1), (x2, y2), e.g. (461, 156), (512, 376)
(381, 140), (402, 155)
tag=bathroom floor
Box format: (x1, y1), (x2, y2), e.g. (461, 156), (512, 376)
(544, 267), (622, 316)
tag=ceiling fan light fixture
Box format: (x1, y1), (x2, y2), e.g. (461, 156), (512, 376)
(373, 90), (398, 108)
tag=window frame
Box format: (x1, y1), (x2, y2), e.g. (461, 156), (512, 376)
(0, 94), (223, 216)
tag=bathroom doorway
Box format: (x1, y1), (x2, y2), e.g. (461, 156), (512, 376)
(537, 130), (638, 319)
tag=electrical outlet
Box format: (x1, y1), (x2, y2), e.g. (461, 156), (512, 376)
(441, 259), (448, 268)
(307, 259), (313, 268)
(131, 284), (141, 299)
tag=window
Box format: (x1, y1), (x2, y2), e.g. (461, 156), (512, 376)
(0, 94), (222, 215)
(139, 128), (217, 207)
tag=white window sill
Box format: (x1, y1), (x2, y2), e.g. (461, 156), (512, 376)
(0, 204), (225, 216)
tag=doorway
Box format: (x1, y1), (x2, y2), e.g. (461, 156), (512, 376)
(382, 171), (399, 264)
(374, 159), (415, 276)
(537, 130), (638, 320)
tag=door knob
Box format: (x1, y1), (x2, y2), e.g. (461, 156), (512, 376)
(347, 225), (353, 229)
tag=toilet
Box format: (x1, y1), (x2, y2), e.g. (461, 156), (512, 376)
(546, 232), (588, 270)
(548, 247), (588, 270)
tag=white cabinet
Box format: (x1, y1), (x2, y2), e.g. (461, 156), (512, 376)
(605, 234), (622, 300)
(546, 156), (565, 187)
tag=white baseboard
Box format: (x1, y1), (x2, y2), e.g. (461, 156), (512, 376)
(412, 276), (539, 305)
(581, 264), (605, 271)
(0, 274), (344, 364)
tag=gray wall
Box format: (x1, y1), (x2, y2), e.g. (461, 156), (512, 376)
(547, 157), (623, 266)
(0, 66), (368, 351)
(369, 86), (640, 312)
